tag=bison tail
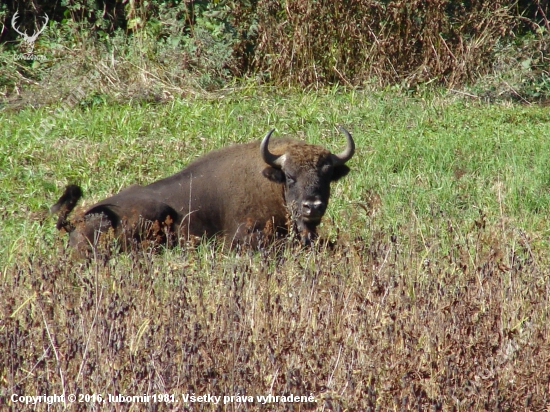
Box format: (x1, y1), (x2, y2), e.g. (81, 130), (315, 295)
(51, 184), (83, 232)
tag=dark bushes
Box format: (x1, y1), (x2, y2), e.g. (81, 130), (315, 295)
(0, 0), (548, 89)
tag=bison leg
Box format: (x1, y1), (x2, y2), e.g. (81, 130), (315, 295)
(69, 212), (115, 256)
(81, 199), (180, 252)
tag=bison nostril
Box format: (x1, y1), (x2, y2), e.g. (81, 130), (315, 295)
(302, 200), (324, 217)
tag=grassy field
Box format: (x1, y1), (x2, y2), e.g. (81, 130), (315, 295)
(1, 89), (550, 410)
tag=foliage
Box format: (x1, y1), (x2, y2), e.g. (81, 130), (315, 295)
(0, 0), (548, 103)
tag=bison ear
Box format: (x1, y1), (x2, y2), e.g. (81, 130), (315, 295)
(262, 167), (285, 183)
(331, 165), (351, 181)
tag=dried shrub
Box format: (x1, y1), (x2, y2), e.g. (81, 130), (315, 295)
(0, 0), (548, 102)
(2, 214), (550, 410)
(253, 0), (519, 88)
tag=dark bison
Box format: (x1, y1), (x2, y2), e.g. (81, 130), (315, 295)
(52, 127), (355, 254)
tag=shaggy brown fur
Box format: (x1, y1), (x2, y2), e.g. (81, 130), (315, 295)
(52, 132), (354, 255)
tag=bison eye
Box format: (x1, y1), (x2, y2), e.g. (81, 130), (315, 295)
(285, 174), (296, 185)
(321, 164), (333, 176)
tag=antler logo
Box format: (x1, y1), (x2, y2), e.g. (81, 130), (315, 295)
(11, 11), (49, 56)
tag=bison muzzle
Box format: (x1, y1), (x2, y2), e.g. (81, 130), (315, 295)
(52, 127), (355, 254)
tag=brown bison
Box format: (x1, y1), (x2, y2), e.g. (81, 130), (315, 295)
(52, 127), (355, 253)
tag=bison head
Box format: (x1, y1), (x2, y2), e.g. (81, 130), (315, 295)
(261, 126), (355, 244)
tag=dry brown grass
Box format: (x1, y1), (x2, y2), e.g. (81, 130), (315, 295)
(2, 212), (549, 411)
(253, 0), (519, 89)
(2, 0), (548, 107)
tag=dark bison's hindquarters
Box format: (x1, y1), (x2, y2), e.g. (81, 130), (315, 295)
(53, 128), (355, 252)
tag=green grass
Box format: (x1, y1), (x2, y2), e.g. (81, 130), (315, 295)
(1, 89), (550, 410)
(2, 89), (550, 257)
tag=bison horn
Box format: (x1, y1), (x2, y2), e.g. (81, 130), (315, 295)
(260, 129), (285, 168)
(331, 126), (355, 166)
